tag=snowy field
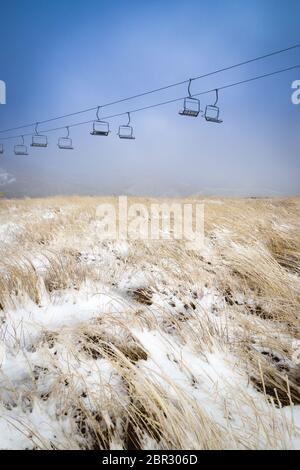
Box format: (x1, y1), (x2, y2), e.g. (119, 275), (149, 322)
(0, 196), (299, 450)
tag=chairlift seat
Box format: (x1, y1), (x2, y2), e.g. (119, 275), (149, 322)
(31, 135), (48, 148)
(204, 105), (223, 123)
(90, 121), (110, 136)
(179, 97), (200, 117)
(118, 125), (135, 140)
(14, 144), (28, 156)
(58, 137), (74, 150)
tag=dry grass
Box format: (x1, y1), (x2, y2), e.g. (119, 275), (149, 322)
(0, 196), (299, 449)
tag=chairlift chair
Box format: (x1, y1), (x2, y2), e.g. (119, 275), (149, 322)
(117, 113), (135, 140)
(0, 144), (4, 154)
(204, 89), (223, 123)
(31, 123), (48, 147)
(90, 107), (110, 136)
(14, 136), (28, 156)
(179, 79), (201, 117)
(58, 138), (74, 149)
(14, 145), (28, 155)
(58, 127), (74, 149)
(179, 97), (201, 117)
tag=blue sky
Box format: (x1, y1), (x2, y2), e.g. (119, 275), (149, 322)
(0, 0), (299, 197)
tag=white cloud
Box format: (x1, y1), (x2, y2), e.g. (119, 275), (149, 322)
(0, 168), (16, 186)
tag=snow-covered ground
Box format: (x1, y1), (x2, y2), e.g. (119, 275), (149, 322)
(0, 196), (299, 449)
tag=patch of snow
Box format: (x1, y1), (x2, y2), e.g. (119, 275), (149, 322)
(133, 328), (296, 449)
(0, 223), (22, 243)
(118, 270), (151, 292)
(42, 211), (55, 220)
(1, 289), (127, 350)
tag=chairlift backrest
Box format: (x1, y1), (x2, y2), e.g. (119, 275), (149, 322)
(31, 135), (48, 147)
(31, 123), (48, 147)
(118, 112), (135, 139)
(58, 127), (74, 149)
(14, 144), (28, 156)
(90, 120), (110, 136)
(179, 97), (200, 117)
(91, 106), (110, 136)
(117, 125), (135, 140)
(58, 137), (73, 149)
(204, 105), (223, 123)
(204, 89), (223, 123)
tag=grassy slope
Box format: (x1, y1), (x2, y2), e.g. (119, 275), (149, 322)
(0, 196), (299, 449)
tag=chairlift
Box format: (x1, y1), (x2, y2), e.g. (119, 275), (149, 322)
(90, 106), (110, 136)
(31, 122), (48, 148)
(117, 112), (135, 140)
(14, 136), (29, 156)
(204, 89), (223, 123)
(179, 79), (201, 117)
(58, 127), (74, 149)
(0, 144), (4, 154)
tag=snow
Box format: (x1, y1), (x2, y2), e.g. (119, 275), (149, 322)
(0, 222), (22, 243)
(118, 270), (151, 292)
(0, 290), (129, 449)
(2, 288), (126, 350)
(0, 343), (5, 368)
(0, 200), (299, 450)
(0, 278), (298, 449)
(42, 211), (55, 220)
